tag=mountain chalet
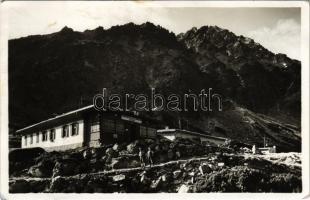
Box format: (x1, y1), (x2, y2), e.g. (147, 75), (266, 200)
(17, 105), (164, 151)
(17, 105), (228, 151)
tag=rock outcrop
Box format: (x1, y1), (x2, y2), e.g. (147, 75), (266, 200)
(9, 138), (302, 193)
(9, 22), (301, 151)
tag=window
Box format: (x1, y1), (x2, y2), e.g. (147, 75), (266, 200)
(90, 115), (100, 133)
(62, 125), (69, 137)
(140, 126), (147, 138)
(42, 131), (48, 141)
(36, 133), (40, 143)
(91, 123), (100, 133)
(30, 134), (33, 144)
(36, 133), (39, 143)
(24, 135), (27, 146)
(115, 121), (124, 139)
(147, 128), (156, 138)
(50, 129), (56, 141)
(71, 123), (79, 136)
(103, 119), (115, 133)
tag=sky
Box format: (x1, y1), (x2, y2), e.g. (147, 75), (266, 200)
(6, 2), (301, 60)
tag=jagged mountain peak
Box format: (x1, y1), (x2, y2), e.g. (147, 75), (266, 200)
(177, 23), (300, 69)
(84, 26), (105, 33)
(59, 26), (74, 33)
(9, 22), (301, 151)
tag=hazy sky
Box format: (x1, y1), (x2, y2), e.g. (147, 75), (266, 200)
(6, 2), (301, 60)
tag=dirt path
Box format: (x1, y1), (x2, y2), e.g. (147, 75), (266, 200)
(10, 155), (212, 182)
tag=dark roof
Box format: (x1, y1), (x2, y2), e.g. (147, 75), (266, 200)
(16, 105), (165, 135)
(16, 105), (94, 134)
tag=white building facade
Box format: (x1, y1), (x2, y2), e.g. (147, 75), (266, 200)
(21, 120), (84, 151)
(17, 105), (161, 151)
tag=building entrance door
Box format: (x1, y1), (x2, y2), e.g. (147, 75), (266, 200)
(124, 123), (139, 142)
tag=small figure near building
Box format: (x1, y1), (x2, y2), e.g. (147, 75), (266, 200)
(138, 147), (145, 168)
(252, 145), (257, 154)
(175, 148), (181, 159)
(146, 147), (154, 167)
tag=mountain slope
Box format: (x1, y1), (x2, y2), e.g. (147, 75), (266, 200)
(9, 22), (301, 151)
(177, 26), (301, 124)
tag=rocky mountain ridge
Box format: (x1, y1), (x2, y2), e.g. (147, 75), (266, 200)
(9, 22), (301, 151)
(178, 25), (300, 121)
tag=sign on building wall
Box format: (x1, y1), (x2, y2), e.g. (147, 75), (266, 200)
(121, 115), (142, 124)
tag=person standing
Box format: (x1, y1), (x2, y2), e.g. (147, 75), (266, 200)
(175, 148), (181, 159)
(146, 147), (154, 167)
(138, 148), (145, 168)
(252, 145), (257, 154)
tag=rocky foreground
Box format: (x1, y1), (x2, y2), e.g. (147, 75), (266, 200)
(9, 137), (302, 193)
(10, 23), (301, 151)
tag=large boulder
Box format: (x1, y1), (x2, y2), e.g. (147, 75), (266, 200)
(9, 148), (47, 176)
(52, 159), (79, 177)
(144, 138), (155, 146)
(128, 159), (140, 168)
(49, 176), (68, 192)
(178, 184), (191, 193)
(35, 151), (60, 164)
(105, 148), (119, 158)
(112, 174), (126, 182)
(112, 143), (127, 152)
(199, 163), (211, 175)
(94, 146), (107, 157)
(161, 142), (170, 151)
(126, 141), (139, 154)
(193, 166), (269, 192)
(154, 145), (161, 152)
(9, 147), (45, 163)
(110, 158), (123, 169)
(269, 173), (302, 192)
(9, 179), (50, 193)
(50, 175), (90, 193)
(167, 149), (174, 160)
(150, 176), (162, 191)
(9, 162), (29, 177)
(88, 158), (105, 172)
(84, 176), (109, 193)
(28, 159), (55, 177)
(157, 153), (168, 163)
(140, 171), (151, 186)
(9, 179), (30, 193)
(83, 148), (92, 159)
(64, 151), (83, 160)
(173, 170), (182, 179)
(110, 155), (140, 169)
